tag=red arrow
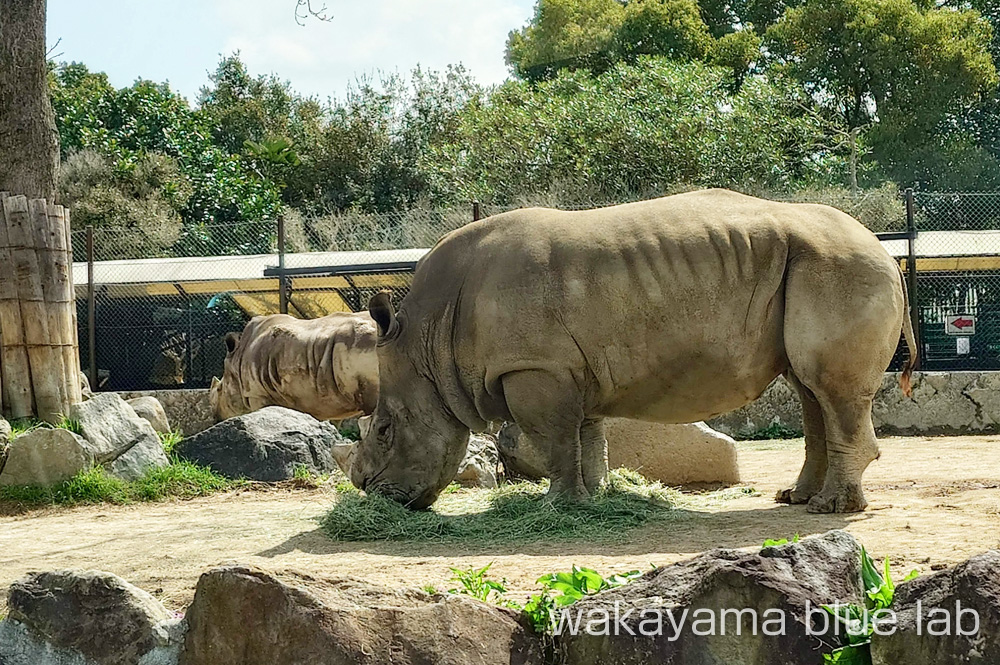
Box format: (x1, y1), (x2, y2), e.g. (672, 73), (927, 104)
(952, 318), (974, 330)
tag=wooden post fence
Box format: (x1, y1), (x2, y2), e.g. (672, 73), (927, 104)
(0, 193), (82, 422)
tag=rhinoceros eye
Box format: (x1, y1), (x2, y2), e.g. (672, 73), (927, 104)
(377, 420), (391, 441)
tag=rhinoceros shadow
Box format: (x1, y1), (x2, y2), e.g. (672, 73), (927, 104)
(255, 504), (858, 559)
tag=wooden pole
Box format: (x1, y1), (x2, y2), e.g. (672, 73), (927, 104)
(0, 195), (36, 419)
(60, 207), (83, 403)
(6, 195), (62, 421)
(31, 198), (67, 408)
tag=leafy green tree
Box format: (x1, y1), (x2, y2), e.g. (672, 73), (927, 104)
(50, 62), (282, 235)
(616, 0), (714, 62)
(429, 58), (836, 204)
(768, 0), (997, 189)
(506, 0), (625, 80)
(58, 150), (190, 258)
(198, 55), (298, 156)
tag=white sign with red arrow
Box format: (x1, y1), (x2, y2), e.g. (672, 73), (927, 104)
(945, 315), (976, 336)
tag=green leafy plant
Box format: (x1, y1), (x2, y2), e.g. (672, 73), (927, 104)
(448, 563), (510, 604)
(763, 534), (801, 547)
(157, 430), (184, 455)
(822, 547), (919, 663)
(520, 565), (644, 634)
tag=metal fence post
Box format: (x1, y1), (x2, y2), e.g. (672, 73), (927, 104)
(86, 225), (97, 390)
(905, 187), (921, 368)
(473, 201), (482, 222)
(277, 216), (289, 315)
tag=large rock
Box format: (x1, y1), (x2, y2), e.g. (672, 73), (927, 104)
(454, 433), (499, 488)
(0, 429), (95, 487)
(174, 407), (344, 481)
(179, 565), (543, 665)
(127, 396), (172, 434)
(497, 420), (740, 486)
(70, 393), (164, 466)
(0, 570), (183, 665)
(605, 419), (740, 486)
(872, 551), (1000, 664)
(557, 530), (865, 665)
(108, 435), (170, 483)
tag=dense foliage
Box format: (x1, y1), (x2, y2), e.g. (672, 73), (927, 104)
(48, 0), (1000, 255)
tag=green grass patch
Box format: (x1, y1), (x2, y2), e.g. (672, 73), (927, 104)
(158, 430), (184, 455)
(734, 422), (803, 441)
(8, 416), (85, 438)
(320, 468), (682, 544)
(0, 458), (245, 508)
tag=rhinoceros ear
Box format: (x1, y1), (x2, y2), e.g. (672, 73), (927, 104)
(224, 332), (240, 354)
(369, 292), (399, 339)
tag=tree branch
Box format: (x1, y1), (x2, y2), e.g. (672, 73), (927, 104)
(295, 0), (331, 26)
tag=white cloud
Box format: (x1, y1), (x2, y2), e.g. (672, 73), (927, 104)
(213, 0), (533, 100)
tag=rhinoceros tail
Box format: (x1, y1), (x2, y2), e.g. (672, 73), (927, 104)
(899, 266), (918, 398)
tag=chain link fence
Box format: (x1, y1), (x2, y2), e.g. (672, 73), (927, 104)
(911, 192), (1000, 370)
(71, 190), (1000, 391)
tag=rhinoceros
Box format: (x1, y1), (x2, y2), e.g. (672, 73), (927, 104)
(209, 312), (379, 422)
(349, 190), (917, 513)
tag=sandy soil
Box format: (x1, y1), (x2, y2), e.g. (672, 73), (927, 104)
(2, 435), (999, 613)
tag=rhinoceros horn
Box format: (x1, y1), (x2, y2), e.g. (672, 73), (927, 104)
(332, 440), (357, 476)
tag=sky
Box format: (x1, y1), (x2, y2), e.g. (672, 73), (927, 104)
(47, 0), (536, 104)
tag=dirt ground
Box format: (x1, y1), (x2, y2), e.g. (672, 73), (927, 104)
(2, 435), (999, 614)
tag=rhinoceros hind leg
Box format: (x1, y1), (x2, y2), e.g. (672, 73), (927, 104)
(580, 418), (608, 494)
(804, 395), (878, 514)
(776, 372), (827, 505)
(501, 369), (589, 502)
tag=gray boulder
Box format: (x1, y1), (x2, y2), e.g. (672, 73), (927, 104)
(557, 530), (865, 665)
(179, 565), (543, 665)
(0, 429), (94, 487)
(70, 393), (163, 464)
(174, 406), (344, 481)
(108, 435), (170, 482)
(454, 433), (500, 488)
(127, 396), (171, 434)
(0, 570), (183, 665)
(872, 551), (1000, 664)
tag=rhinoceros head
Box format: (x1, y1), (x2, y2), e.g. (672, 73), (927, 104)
(349, 293), (469, 509)
(209, 333), (247, 422)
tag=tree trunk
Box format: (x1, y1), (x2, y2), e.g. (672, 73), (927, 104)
(0, 0), (60, 201)
(849, 127), (860, 196)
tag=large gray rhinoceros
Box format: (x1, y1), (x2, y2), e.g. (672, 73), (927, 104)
(350, 189), (917, 513)
(210, 312), (379, 422)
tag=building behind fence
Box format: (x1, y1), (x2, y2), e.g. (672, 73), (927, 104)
(71, 192), (1000, 392)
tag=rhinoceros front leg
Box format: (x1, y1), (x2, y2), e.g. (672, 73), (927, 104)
(580, 418), (608, 494)
(502, 369), (589, 501)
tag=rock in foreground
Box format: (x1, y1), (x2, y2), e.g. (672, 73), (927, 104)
(557, 530), (864, 665)
(0, 569), (182, 665)
(180, 565), (543, 665)
(872, 550), (1000, 664)
(173, 406), (344, 481)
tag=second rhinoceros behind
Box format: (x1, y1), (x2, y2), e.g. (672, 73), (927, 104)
(209, 312), (379, 422)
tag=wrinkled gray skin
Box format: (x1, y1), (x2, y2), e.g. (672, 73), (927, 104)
(351, 190), (917, 512)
